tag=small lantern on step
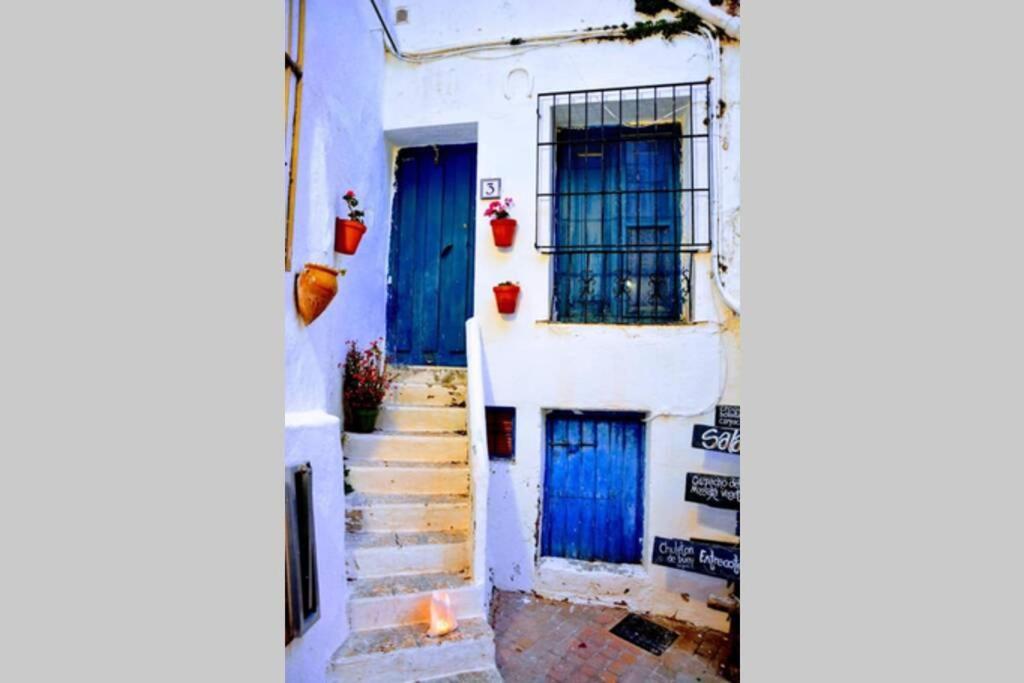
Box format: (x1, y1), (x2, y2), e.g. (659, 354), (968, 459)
(427, 590), (458, 637)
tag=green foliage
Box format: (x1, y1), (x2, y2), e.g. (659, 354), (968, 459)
(584, 4), (706, 44)
(343, 190), (365, 224)
(621, 15), (704, 42)
(634, 0), (680, 16)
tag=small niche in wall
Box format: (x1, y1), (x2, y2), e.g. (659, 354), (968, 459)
(486, 406), (516, 460)
(285, 462), (319, 644)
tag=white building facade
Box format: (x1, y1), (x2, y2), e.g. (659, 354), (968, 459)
(285, 1), (740, 680)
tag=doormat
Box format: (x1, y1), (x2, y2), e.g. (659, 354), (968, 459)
(609, 613), (679, 656)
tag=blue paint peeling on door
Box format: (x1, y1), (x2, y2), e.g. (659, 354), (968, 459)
(541, 411), (645, 564)
(387, 144), (476, 366)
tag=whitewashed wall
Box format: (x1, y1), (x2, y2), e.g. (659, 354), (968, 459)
(383, 0), (741, 629)
(284, 1), (392, 681)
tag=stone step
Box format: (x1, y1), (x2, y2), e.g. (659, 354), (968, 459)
(386, 381), (467, 408)
(328, 618), (495, 683)
(391, 365), (467, 386)
(419, 668), (504, 683)
(348, 572), (481, 631)
(346, 493), (471, 533)
(345, 432), (468, 464)
(346, 531), (470, 579)
(347, 461), (470, 496)
(378, 405), (467, 433)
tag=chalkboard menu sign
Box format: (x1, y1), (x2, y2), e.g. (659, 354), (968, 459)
(652, 536), (740, 581)
(684, 473), (739, 510)
(691, 424), (740, 455)
(715, 405), (740, 429)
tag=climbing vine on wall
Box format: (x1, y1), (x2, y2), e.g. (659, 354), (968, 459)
(583, 2), (710, 44)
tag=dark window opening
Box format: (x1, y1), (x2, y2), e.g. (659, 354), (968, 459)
(486, 406), (516, 460)
(285, 462), (319, 644)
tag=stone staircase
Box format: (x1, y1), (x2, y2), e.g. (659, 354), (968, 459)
(331, 366), (501, 683)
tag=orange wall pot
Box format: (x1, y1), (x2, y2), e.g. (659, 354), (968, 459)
(335, 218), (367, 255)
(490, 218), (517, 248)
(493, 284), (520, 314)
(296, 263), (341, 325)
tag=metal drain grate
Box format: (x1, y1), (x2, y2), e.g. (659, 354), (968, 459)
(609, 613), (679, 656)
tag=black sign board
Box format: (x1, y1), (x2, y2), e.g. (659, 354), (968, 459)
(691, 424), (740, 455)
(685, 473), (740, 510)
(715, 405), (740, 429)
(652, 536), (740, 581)
(609, 613), (679, 656)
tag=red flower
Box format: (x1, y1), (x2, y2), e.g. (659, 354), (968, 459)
(344, 190), (355, 198)
(342, 339), (393, 410)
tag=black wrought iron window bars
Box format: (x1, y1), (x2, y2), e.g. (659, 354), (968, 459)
(535, 81), (713, 324)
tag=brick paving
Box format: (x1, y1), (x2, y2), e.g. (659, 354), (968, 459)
(491, 590), (733, 683)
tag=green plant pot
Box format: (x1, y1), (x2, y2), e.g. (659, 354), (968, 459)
(347, 407), (379, 434)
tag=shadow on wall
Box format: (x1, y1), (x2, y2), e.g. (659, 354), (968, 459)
(481, 335), (533, 591)
(488, 460), (530, 589)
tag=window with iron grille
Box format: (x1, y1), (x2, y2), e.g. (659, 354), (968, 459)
(536, 82), (712, 324)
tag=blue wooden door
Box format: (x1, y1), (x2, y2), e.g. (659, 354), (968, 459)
(387, 144), (476, 366)
(541, 411), (645, 564)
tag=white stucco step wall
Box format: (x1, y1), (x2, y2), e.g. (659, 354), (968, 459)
(346, 531), (470, 578)
(348, 573), (482, 630)
(390, 365), (467, 386)
(347, 462), (470, 496)
(346, 492), (470, 533)
(532, 557), (730, 632)
(386, 381), (467, 407)
(345, 432), (468, 463)
(419, 668), (504, 683)
(328, 618), (495, 683)
(377, 405), (467, 433)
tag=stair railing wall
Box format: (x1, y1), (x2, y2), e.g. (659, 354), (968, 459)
(464, 317), (492, 614)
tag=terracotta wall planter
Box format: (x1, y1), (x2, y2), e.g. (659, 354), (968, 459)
(335, 218), (367, 255)
(493, 284), (520, 314)
(490, 218), (517, 248)
(295, 263), (341, 325)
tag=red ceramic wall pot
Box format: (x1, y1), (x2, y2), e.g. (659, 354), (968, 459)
(335, 218), (367, 255)
(493, 284), (520, 314)
(490, 218), (517, 248)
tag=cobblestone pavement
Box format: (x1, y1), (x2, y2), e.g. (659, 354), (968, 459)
(491, 591), (732, 683)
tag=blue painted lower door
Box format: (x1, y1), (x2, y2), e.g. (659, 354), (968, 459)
(541, 411), (645, 564)
(387, 144), (477, 367)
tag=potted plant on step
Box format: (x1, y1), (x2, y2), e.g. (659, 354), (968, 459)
(342, 338), (392, 433)
(493, 281), (520, 314)
(335, 189), (367, 255)
(484, 197), (516, 248)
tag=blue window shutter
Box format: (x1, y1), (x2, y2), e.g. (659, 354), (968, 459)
(552, 126), (683, 323)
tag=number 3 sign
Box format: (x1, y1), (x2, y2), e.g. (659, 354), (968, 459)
(480, 178), (501, 199)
